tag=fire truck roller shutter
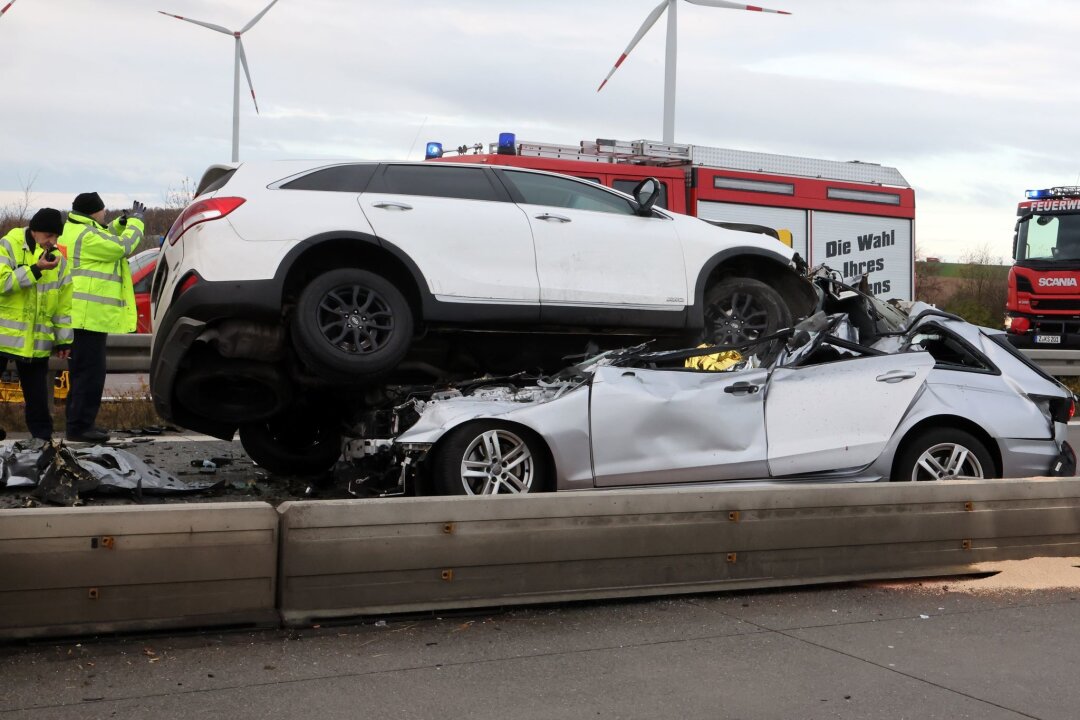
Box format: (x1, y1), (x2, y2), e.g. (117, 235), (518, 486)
(696, 202), (808, 259)
(811, 212), (913, 301)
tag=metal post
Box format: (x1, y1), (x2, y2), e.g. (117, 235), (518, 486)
(662, 0), (678, 144)
(232, 36), (241, 162)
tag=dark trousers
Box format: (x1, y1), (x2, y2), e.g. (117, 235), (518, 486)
(66, 329), (108, 435)
(0, 355), (54, 440)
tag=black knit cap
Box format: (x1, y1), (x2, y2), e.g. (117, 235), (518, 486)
(28, 208), (64, 236)
(72, 192), (105, 215)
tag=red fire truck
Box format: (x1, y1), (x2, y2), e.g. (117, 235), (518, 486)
(428, 135), (916, 298)
(1006, 186), (1080, 347)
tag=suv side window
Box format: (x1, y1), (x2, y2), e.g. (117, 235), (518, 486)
(376, 165), (503, 202)
(501, 171), (638, 215)
(281, 164), (377, 192)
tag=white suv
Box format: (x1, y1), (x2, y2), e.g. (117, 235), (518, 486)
(150, 161), (814, 473)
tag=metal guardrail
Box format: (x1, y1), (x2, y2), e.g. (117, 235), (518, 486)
(3, 478), (1079, 640)
(1021, 349), (1080, 377)
(46, 333), (152, 374)
(0, 502), (279, 640)
(277, 478), (1080, 625)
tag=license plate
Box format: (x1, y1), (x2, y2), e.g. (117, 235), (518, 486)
(1035, 334), (1062, 344)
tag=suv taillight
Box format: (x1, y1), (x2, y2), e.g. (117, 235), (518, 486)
(166, 196), (246, 245)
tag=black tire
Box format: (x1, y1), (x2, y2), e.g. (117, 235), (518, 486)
(431, 421), (550, 496)
(175, 360), (291, 424)
(239, 413), (342, 477)
(892, 427), (996, 482)
(703, 276), (791, 347)
(291, 268), (413, 381)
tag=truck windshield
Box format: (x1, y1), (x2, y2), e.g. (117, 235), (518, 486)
(1016, 212), (1080, 262)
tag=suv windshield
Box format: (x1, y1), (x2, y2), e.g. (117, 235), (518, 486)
(1015, 212), (1080, 264)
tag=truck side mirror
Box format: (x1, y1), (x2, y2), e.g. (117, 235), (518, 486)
(632, 178), (661, 216)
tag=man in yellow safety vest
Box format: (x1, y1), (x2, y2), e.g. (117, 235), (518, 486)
(0, 208), (74, 442)
(57, 192), (145, 443)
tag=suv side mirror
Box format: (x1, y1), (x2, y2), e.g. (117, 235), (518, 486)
(632, 177), (661, 216)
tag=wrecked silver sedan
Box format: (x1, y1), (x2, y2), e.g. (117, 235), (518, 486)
(352, 278), (1076, 496)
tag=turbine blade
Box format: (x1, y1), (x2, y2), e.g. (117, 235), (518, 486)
(597, 0), (669, 92)
(684, 0), (791, 15)
(240, 0), (280, 34)
(237, 39), (259, 114)
(1, 1), (18, 19)
(157, 10), (233, 34)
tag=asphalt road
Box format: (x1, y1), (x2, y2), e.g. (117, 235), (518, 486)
(1, 576), (1077, 719)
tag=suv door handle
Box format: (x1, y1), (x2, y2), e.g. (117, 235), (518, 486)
(876, 370), (917, 383)
(373, 201), (413, 211)
(724, 381), (760, 395)
(535, 213), (571, 223)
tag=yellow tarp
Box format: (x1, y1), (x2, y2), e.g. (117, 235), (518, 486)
(684, 347), (744, 372)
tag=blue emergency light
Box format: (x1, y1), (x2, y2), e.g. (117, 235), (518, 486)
(425, 142), (443, 160)
(1026, 189), (1051, 199)
(497, 132), (517, 156)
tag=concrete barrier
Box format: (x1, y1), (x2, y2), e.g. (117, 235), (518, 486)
(0, 502), (278, 640)
(277, 479), (1080, 625)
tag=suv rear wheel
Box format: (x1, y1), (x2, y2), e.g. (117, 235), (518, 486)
(291, 268), (414, 381)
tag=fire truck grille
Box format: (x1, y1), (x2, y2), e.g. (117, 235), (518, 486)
(1031, 299), (1080, 311)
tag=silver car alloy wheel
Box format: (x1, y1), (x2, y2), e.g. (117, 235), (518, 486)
(912, 442), (985, 481)
(460, 429), (534, 495)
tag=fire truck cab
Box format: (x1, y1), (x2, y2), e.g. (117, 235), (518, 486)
(428, 134), (916, 299)
(1007, 187), (1080, 347)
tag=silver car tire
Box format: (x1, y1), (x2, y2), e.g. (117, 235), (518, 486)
(432, 421), (550, 496)
(893, 427), (996, 482)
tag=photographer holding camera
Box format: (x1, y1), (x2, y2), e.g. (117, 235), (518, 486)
(58, 193), (146, 443)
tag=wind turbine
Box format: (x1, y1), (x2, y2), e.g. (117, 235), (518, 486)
(0, 1), (19, 20)
(597, 0), (790, 144)
(159, 0), (281, 162)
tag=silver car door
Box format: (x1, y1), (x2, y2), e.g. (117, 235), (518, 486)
(590, 365), (770, 487)
(766, 352), (936, 477)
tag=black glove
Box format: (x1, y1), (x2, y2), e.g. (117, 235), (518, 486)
(130, 200), (146, 219)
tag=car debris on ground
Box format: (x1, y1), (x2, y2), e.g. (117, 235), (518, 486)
(0, 440), (224, 506)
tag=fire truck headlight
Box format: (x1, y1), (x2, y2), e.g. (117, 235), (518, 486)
(425, 142), (443, 160)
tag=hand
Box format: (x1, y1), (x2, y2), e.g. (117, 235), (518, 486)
(130, 200), (146, 218)
(35, 254), (60, 271)
(54, 347), (71, 360)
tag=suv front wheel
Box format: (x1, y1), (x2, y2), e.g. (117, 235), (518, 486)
(703, 277), (791, 347)
(291, 268), (414, 381)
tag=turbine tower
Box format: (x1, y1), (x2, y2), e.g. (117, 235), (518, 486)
(159, 0), (281, 162)
(597, 0), (790, 144)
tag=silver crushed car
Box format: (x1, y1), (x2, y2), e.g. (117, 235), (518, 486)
(345, 276), (1076, 495)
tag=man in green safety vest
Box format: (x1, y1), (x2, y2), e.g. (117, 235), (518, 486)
(57, 192), (145, 443)
(0, 208), (74, 442)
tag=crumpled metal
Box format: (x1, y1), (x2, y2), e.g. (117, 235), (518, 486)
(0, 440), (222, 505)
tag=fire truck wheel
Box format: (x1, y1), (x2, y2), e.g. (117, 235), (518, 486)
(292, 268), (414, 381)
(703, 277), (791, 348)
(239, 413), (342, 477)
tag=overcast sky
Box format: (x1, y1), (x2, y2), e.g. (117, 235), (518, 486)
(2, 0), (1078, 261)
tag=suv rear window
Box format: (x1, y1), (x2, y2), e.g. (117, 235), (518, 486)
(375, 165), (502, 202)
(281, 164), (377, 192)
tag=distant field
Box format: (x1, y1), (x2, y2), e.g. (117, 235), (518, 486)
(917, 261), (1010, 279)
